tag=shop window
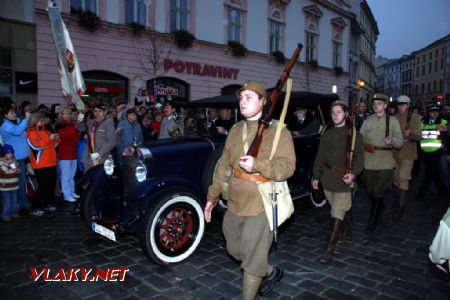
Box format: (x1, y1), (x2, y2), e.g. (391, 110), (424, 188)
(170, 0), (189, 32)
(147, 77), (189, 103)
(0, 47), (13, 98)
(125, 0), (147, 26)
(70, 0), (97, 13)
(82, 71), (128, 105)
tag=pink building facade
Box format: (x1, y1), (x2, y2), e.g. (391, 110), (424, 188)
(33, 0), (350, 107)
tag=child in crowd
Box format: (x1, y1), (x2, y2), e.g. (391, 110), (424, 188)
(0, 144), (21, 222)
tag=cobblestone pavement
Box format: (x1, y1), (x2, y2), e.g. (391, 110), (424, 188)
(0, 182), (449, 299)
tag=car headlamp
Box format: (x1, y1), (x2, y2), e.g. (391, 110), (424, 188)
(135, 162), (147, 182)
(104, 156), (115, 175)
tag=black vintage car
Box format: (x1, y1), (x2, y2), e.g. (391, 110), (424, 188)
(78, 91), (338, 265)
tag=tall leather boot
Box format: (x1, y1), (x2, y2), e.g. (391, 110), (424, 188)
(341, 210), (353, 241)
(394, 189), (407, 220)
(366, 197), (384, 233)
(320, 218), (343, 264)
(365, 197), (376, 233)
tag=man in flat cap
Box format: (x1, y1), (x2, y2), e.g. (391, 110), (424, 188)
(360, 93), (404, 233)
(204, 81), (296, 299)
(116, 107), (143, 156)
(392, 95), (421, 220)
(418, 103), (448, 196)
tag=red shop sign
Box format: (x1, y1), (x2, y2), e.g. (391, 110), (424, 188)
(86, 85), (124, 94)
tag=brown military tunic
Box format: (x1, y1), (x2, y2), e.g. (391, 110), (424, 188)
(394, 112), (421, 160)
(207, 120), (296, 216)
(313, 126), (364, 192)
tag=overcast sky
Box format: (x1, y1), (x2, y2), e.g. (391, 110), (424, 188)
(366, 0), (450, 59)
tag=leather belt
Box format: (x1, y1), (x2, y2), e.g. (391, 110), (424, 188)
(364, 143), (392, 153)
(324, 162), (346, 174)
(233, 169), (269, 183)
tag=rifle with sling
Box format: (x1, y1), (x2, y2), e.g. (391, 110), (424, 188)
(246, 44), (303, 157)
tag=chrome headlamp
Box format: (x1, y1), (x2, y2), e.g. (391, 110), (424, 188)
(135, 161), (147, 182)
(104, 156), (115, 175)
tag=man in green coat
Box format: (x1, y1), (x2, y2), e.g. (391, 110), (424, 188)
(360, 94), (404, 233)
(312, 100), (364, 263)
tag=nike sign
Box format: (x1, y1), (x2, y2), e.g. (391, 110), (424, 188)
(19, 80), (34, 85)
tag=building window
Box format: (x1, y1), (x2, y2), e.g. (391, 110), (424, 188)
(429, 62), (432, 74)
(416, 66), (419, 77)
(421, 83), (424, 94)
(440, 79), (443, 91)
(227, 8), (242, 42)
(70, 0), (97, 13)
(305, 32), (316, 62)
(332, 40), (341, 67)
(433, 81), (436, 92)
(427, 82), (431, 93)
(441, 59), (444, 70)
(269, 21), (282, 52)
(422, 65), (425, 76)
(170, 0), (189, 32)
(125, 0), (147, 26)
(415, 84), (418, 96)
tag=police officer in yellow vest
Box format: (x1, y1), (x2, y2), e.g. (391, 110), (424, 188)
(418, 103), (448, 196)
(393, 95), (421, 220)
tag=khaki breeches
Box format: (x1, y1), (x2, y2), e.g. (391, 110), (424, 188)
(394, 159), (414, 190)
(222, 211), (273, 277)
(324, 190), (352, 220)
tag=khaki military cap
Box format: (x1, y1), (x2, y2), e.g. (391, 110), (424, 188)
(236, 81), (267, 99)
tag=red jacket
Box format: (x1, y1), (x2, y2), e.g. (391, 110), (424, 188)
(56, 122), (80, 160)
(26, 126), (58, 169)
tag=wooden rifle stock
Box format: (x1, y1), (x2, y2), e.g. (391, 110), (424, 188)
(344, 94), (357, 176)
(246, 43), (303, 157)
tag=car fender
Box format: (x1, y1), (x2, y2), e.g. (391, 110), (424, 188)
(128, 176), (203, 205)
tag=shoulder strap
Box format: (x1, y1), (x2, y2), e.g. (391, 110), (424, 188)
(385, 114), (390, 137)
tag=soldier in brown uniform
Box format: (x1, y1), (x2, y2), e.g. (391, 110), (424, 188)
(204, 81), (296, 299)
(393, 95), (421, 220)
(360, 94), (404, 233)
(312, 100), (364, 264)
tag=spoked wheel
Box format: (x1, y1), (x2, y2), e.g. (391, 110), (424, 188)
(140, 191), (205, 265)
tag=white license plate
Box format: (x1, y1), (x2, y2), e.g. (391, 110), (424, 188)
(92, 222), (116, 242)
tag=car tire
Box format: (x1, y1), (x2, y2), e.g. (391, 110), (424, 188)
(140, 191), (205, 265)
(80, 184), (95, 228)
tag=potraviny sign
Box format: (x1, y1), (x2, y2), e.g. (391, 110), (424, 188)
(164, 59), (240, 80)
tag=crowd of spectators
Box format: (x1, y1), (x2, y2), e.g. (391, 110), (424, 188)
(0, 95), (238, 221)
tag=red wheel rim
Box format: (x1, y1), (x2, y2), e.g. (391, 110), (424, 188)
(158, 207), (194, 251)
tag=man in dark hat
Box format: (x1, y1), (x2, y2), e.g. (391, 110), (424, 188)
(116, 107), (143, 156)
(360, 93), (404, 233)
(204, 80), (296, 299)
(418, 103), (448, 196)
(287, 106), (320, 136)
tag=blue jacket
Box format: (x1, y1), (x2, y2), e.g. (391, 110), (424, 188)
(116, 120), (143, 155)
(0, 118), (29, 160)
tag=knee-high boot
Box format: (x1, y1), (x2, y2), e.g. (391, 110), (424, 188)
(320, 218), (343, 264)
(394, 189), (407, 220)
(341, 210), (353, 241)
(366, 197), (385, 233)
(365, 197), (376, 233)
